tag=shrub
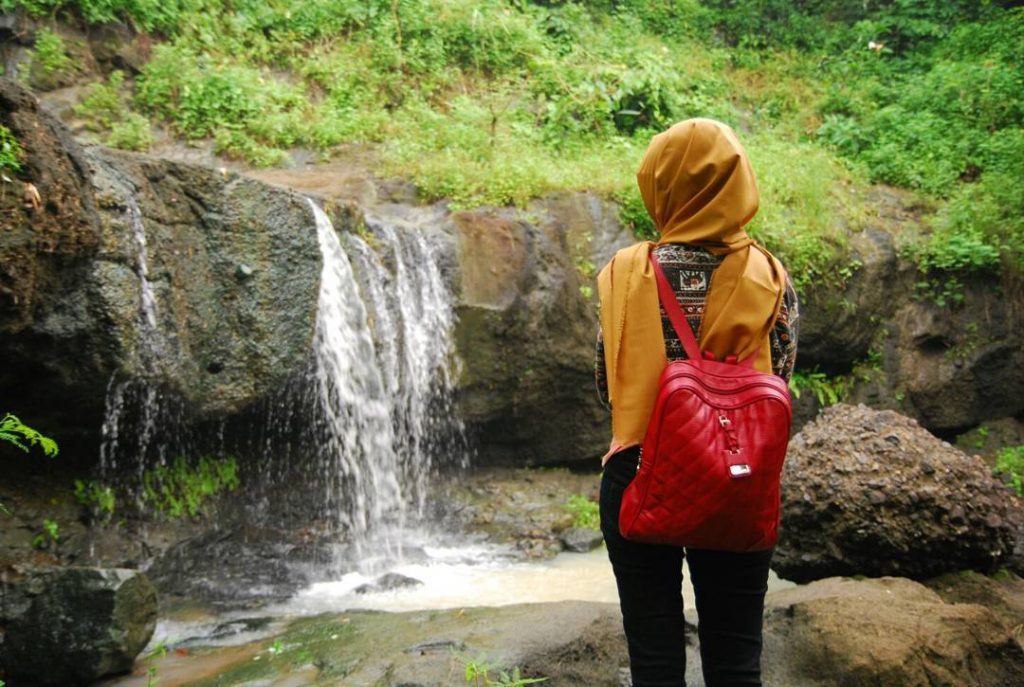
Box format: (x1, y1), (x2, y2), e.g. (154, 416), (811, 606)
(0, 125), (24, 175)
(565, 493), (599, 530)
(30, 27), (73, 76)
(142, 455), (239, 519)
(994, 446), (1024, 497)
(107, 112), (153, 151)
(75, 70), (128, 131)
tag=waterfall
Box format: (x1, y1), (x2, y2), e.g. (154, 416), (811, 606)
(308, 199), (465, 548)
(98, 195), (179, 484)
(347, 216), (466, 518)
(96, 192), (466, 569)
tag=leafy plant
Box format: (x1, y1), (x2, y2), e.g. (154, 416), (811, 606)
(32, 518), (59, 549)
(0, 124), (23, 175)
(141, 455), (239, 519)
(460, 653), (547, 687)
(0, 413), (58, 457)
(565, 493), (599, 530)
(994, 446), (1024, 497)
(30, 28), (72, 76)
(74, 479), (116, 518)
(75, 70), (129, 131)
(788, 369), (851, 408)
(107, 112), (153, 151)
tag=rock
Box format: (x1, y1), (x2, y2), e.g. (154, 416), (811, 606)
(130, 601), (628, 687)
(957, 417), (1024, 459)
(924, 569), (1024, 643)
(449, 198), (612, 466)
(355, 572), (424, 594)
(776, 404), (1024, 582)
(0, 566), (157, 685)
(761, 576), (1024, 687)
(560, 526), (604, 552)
(1, 78), (322, 464)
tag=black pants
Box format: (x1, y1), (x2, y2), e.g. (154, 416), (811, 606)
(600, 447), (773, 687)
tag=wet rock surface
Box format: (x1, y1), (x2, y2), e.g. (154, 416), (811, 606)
(99, 572), (1024, 687)
(0, 566), (157, 686)
(103, 601), (628, 687)
(560, 527), (604, 553)
(435, 466), (602, 560)
(776, 403), (1024, 582)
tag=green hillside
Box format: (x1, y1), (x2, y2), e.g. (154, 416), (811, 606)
(4, 0), (1022, 288)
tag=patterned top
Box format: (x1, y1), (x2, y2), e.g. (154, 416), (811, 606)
(595, 243), (799, 408)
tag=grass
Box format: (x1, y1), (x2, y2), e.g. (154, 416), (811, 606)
(7, 0), (1021, 289)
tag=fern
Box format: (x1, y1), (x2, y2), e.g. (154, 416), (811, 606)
(0, 413), (58, 457)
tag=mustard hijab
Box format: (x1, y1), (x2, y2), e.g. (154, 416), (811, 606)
(597, 118), (787, 456)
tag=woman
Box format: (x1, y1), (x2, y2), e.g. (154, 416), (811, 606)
(595, 118), (799, 687)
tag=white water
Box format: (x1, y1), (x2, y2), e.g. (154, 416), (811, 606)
(308, 200), (465, 552)
(287, 547), (795, 614)
(310, 199), (403, 539)
(98, 196), (169, 481)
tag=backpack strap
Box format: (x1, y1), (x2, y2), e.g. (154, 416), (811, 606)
(649, 252), (759, 368)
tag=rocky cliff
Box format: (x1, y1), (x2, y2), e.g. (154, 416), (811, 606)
(2, 76), (1022, 478)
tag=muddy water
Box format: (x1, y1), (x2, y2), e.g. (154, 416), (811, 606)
(101, 540), (795, 686)
(285, 546), (795, 614)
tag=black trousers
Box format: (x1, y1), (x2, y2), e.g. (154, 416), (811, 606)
(600, 447), (773, 687)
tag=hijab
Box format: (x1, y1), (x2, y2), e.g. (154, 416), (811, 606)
(597, 118), (786, 457)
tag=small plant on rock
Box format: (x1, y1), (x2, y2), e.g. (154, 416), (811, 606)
(459, 652), (547, 687)
(74, 479), (116, 520)
(994, 446), (1024, 497)
(32, 518), (59, 549)
(0, 125), (24, 176)
(565, 494), (599, 530)
(142, 455), (239, 519)
(30, 28), (73, 79)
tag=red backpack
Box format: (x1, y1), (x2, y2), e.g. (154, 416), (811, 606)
(618, 253), (792, 551)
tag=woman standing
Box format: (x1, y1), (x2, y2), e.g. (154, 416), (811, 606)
(595, 118), (799, 687)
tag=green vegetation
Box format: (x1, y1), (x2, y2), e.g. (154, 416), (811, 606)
(141, 455), (239, 519)
(32, 517), (59, 549)
(0, 124), (24, 174)
(460, 653), (547, 686)
(565, 493), (599, 530)
(74, 478), (116, 518)
(29, 27), (73, 77)
(5, 1), (1021, 287)
(994, 446), (1024, 497)
(789, 368), (852, 408)
(74, 70), (153, 151)
(0, 413), (58, 457)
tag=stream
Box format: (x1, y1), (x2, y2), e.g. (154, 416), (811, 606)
(99, 534), (795, 686)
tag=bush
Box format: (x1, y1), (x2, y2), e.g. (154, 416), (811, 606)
(565, 494), (599, 530)
(141, 455), (239, 519)
(0, 125), (24, 175)
(30, 27), (73, 76)
(994, 446), (1024, 497)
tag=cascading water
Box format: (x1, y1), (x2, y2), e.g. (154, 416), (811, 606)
(307, 199), (466, 556)
(308, 200), (403, 538)
(93, 190), (466, 581)
(98, 195), (183, 489)
(348, 215), (466, 518)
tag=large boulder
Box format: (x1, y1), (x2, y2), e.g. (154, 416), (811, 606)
(449, 202), (609, 465)
(1, 78), (323, 463)
(761, 576), (1024, 687)
(0, 566), (157, 685)
(776, 403), (1023, 582)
